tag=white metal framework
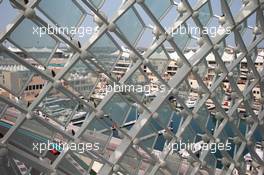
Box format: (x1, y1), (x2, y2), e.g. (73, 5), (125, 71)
(0, 0), (264, 174)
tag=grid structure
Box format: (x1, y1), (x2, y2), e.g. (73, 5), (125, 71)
(0, 0), (264, 175)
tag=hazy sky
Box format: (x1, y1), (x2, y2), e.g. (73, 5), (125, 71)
(0, 0), (263, 48)
(0, 0), (18, 32)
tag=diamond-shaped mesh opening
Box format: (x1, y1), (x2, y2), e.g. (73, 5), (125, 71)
(36, 87), (85, 126)
(8, 19), (57, 66)
(102, 93), (131, 125)
(38, 0), (84, 28)
(88, 33), (120, 70)
(0, 51), (33, 97)
(90, 0), (105, 9)
(115, 7), (144, 45)
(62, 58), (99, 97)
(148, 46), (170, 76)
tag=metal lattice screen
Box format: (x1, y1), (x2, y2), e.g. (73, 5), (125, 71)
(0, 0), (264, 174)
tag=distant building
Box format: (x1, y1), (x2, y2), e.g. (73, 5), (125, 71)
(0, 47), (263, 104)
(0, 65), (30, 94)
